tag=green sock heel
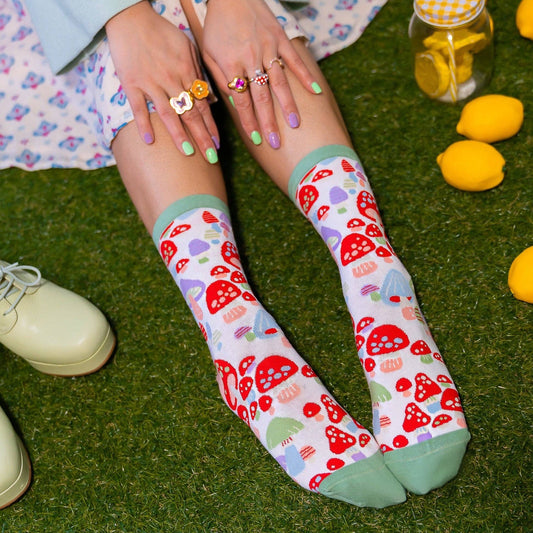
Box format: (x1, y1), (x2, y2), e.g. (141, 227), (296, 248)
(384, 428), (471, 494)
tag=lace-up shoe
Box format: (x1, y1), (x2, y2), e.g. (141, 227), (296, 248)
(0, 261), (115, 376)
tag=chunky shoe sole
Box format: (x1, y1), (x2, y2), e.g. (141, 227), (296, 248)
(0, 436), (31, 509)
(22, 326), (116, 377)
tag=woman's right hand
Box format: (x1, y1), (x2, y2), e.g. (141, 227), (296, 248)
(105, 1), (219, 160)
(201, 0), (320, 149)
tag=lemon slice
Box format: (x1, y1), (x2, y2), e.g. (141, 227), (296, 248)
(456, 51), (473, 83)
(423, 29), (487, 54)
(415, 50), (450, 98)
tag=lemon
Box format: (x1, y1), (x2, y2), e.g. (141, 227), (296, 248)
(508, 247), (533, 303)
(415, 50), (450, 98)
(456, 94), (524, 143)
(436, 140), (505, 191)
(517, 0), (533, 40)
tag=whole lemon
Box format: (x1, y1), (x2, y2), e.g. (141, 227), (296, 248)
(437, 140), (505, 191)
(508, 247), (533, 303)
(456, 95), (524, 143)
(517, 0), (533, 40)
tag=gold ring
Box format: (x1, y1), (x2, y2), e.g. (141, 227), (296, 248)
(266, 57), (284, 70)
(169, 91), (194, 115)
(227, 76), (249, 93)
(189, 79), (209, 100)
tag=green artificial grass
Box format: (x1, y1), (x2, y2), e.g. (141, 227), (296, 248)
(1, 1), (532, 531)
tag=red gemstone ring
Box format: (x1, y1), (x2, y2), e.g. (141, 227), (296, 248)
(227, 76), (249, 93)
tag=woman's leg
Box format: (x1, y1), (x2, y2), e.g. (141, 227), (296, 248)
(244, 40), (471, 495)
(111, 114), (405, 508)
(181, 4), (470, 494)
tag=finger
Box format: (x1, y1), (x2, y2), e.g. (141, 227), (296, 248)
(248, 70), (280, 149)
(195, 98), (220, 149)
(231, 89), (264, 146)
(180, 100), (219, 164)
(126, 87), (155, 144)
(263, 54), (301, 131)
(278, 40), (323, 95)
(181, 75), (219, 158)
(204, 56), (262, 145)
(152, 88), (197, 156)
(186, 54), (221, 147)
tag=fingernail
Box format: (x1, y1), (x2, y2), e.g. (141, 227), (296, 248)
(144, 132), (154, 144)
(268, 132), (280, 149)
(182, 141), (194, 156)
(288, 112), (299, 128)
(228, 95), (235, 108)
(206, 147), (218, 164)
(311, 81), (323, 94)
(251, 130), (262, 145)
(212, 136), (220, 150)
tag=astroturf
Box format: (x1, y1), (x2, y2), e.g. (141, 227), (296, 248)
(1, 1), (531, 531)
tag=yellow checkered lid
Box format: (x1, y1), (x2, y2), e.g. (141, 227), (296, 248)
(414, 0), (486, 27)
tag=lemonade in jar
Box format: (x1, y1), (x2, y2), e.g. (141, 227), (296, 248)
(409, 0), (494, 103)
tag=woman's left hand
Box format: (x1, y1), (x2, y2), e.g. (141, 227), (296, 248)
(201, 0), (319, 148)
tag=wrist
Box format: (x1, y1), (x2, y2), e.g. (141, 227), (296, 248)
(105, 0), (151, 33)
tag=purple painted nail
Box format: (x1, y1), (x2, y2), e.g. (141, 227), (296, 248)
(212, 136), (220, 150)
(268, 132), (280, 149)
(144, 132), (154, 144)
(288, 112), (299, 128)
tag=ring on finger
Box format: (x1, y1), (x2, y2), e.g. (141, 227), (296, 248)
(249, 69), (269, 86)
(189, 79), (210, 100)
(227, 76), (249, 93)
(169, 91), (194, 115)
(169, 79), (210, 115)
(266, 57), (284, 70)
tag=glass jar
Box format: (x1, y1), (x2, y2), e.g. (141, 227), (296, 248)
(409, 0), (494, 103)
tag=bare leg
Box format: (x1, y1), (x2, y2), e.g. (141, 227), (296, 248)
(109, 13), (406, 508)
(111, 114), (227, 234)
(182, 0), (471, 496)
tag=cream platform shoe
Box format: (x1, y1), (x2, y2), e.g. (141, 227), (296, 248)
(0, 261), (115, 376)
(0, 406), (31, 509)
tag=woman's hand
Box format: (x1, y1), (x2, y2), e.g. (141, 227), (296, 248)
(201, 0), (320, 149)
(105, 1), (219, 160)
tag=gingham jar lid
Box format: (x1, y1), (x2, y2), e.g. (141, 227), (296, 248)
(414, 0), (486, 27)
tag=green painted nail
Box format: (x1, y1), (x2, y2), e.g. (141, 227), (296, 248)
(251, 130), (262, 145)
(182, 141), (194, 155)
(206, 147), (218, 164)
(228, 95), (235, 108)
(311, 81), (323, 94)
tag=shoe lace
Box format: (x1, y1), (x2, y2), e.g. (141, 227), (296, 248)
(0, 262), (42, 315)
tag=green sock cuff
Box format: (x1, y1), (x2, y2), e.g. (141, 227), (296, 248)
(152, 194), (230, 245)
(287, 145), (362, 202)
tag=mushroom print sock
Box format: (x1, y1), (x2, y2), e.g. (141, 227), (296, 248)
(289, 146), (471, 495)
(152, 194), (406, 508)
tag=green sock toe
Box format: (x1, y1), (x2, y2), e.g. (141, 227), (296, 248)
(384, 428), (471, 494)
(319, 452), (406, 508)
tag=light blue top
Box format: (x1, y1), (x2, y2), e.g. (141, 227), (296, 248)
(24, 0), (143, 74)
